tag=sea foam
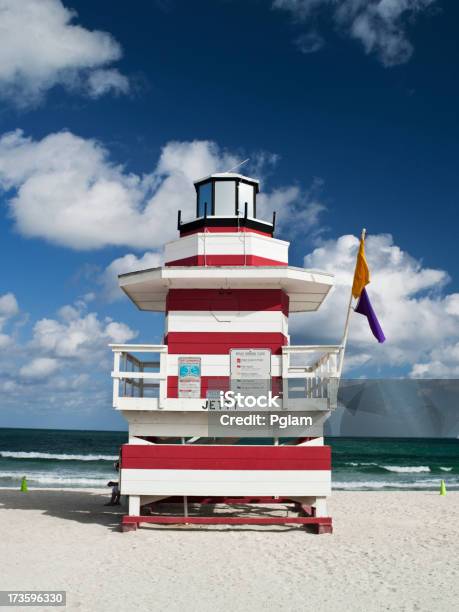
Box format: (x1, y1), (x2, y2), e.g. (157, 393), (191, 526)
(0, 451), (118, 462)
(0, 471), (108, 486)
(381, 465), (431, 473)
(333, 479), (457, 490)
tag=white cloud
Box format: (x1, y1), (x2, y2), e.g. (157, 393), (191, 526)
(32, 304), (137, 360)
(0, 294), (138, 420)
(0, 292), (19, 348)
(0, 292), (19, 328)
(258, 181), (326, 238)
(20, 357), (59, 379)
(0, 0), (129, 106)
(0, 129), (324, 250)
(101, 251), (163, 301)
(445, 295), (459, 317)
(86, 68), (129, 98)
(0, 333), (12, 348)
(410, 342), (459, 378)
(273, 0), (437, 66)
(292, 233), (459, 377)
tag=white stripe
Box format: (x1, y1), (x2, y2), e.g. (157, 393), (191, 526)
(166, 310), (289, 335)
(121, 468), (331, 497)
(164, 233), (289, 264)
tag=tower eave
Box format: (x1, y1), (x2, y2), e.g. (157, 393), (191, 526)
(118, 266), (334, 313)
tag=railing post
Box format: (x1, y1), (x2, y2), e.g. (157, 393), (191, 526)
(159, 349), (167, 408)
(123, 352), (127, 398)
(140, 363), (144, 398)
(281, 348), (288, 379)
(281, 348), (289, 409)
(112, 351), (121, 408)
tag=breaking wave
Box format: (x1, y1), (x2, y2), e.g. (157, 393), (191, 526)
(381, 465), (431, 473)
(333, 479), (459, 490)
(0, 471), (108, 486)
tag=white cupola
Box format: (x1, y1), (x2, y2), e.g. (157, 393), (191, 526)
(178, 173), (275, 235)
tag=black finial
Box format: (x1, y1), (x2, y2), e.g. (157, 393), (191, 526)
(177, 210), (182, 229)
(272, 211), (276, 232)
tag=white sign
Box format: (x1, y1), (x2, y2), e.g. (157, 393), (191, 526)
(230, 349), (271, 379)
(230, 349), (271, 398)
(178, 357), (201, 398)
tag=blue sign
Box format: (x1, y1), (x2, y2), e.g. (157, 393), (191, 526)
(178, 357), (202, 398)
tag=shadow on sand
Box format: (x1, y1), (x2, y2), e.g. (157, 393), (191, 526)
(0, 490), (308, 533)
(0, 489), (124, 532)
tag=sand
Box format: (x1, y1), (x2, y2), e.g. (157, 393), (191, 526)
(0, 489), (458, 612)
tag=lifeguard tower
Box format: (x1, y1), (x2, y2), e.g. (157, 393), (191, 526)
(110, 172), (343, 533)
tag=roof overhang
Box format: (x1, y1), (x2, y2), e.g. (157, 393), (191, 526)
(119, 266), (334, 313)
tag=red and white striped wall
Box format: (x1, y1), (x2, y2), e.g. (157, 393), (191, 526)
(165, 288), (289, 398)
(164, 232), (289, 267)
(120, 444), (331, 497)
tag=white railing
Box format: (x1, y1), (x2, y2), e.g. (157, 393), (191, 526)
(110, 343), (343, 411)
(110, 344), (168, 409)
(282, 345), (343, 409)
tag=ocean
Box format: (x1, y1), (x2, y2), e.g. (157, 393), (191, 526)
(0, 428), (457, 491)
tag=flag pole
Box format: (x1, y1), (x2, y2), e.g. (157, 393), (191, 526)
(337, 228), (366, 376)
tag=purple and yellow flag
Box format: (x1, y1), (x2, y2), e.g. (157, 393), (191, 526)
(352, 234), (386, 344)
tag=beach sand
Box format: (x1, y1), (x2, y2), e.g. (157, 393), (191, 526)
(1, 489), (458, 612)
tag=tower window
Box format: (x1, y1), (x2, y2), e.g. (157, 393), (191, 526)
(238, 182), (255, 217)
(197, 182), (212, 217)
(214, 180), (236, 215)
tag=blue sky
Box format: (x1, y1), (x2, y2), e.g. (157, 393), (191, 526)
(0, 0), (458, 430)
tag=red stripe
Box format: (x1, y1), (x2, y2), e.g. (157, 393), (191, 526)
(122, 458), (329, 469)
(166, 289), (289, 316)
(123, 516), (332, 526)
(180, 227), (272, 238)
(167, 376), (283, 398)
(165, 255), (286, 267)
(165, 332), (288, 355)
(121, 445), (331, 470)
(122, 445), (330, 459)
